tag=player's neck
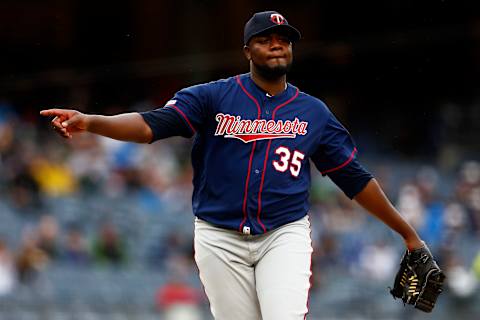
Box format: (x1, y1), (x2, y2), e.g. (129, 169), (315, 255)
(250, 71), (287, 96)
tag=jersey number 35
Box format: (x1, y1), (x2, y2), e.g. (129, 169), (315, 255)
(272, 146), (305, 178)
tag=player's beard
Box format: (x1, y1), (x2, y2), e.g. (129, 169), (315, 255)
(253, 61), (292, 80)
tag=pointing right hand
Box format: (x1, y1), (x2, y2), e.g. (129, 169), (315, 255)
(40, 109), (88, 139)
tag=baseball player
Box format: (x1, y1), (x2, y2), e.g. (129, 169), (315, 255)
(41, 11), (442, 320)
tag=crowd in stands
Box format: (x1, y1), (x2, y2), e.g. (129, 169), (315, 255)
(0, 101), (479, 318)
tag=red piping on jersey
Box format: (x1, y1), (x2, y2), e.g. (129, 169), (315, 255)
(257, 88), (300, 233)
(256, 140), (271, 233)
(236, 75), (261, 232)
(320, 147), (358, 175)
(170, 105), (196, 134)
(240, 140), (257, 231)
(271, 88), (300, 121)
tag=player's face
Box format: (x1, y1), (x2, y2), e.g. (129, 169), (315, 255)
(244, 32), (293, 79)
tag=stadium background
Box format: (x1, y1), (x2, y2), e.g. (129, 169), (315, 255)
(0, 1), (479, 319)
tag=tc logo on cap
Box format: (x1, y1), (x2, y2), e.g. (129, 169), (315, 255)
(270, 13), (286, 25)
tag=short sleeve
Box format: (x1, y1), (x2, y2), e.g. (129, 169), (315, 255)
(140, 107), (192, 142)
(311, 111), (358, 175)
(163, 83), (211, 135)
(311, 111), (373, 198)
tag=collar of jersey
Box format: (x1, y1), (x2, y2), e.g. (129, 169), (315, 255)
(242, 73), (295, 102)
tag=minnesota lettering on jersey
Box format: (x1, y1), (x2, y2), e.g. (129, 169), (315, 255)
(215, 113), (308, 143)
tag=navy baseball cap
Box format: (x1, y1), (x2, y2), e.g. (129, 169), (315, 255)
(244, 11), (301, 45)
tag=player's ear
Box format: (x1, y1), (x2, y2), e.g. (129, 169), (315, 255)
(243, 45), (251, 60)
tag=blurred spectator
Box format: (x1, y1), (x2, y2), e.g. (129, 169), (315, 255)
(456, 161), (480, 234)
(15, 228), (49, 283)
(397, 183), (425, 229)
(443, 202), (468, 245)
(148, 231), (194, 270)
(62, 225), (91, 266)
(1, 115), (44, 214)
(444, 253), (478, 299)
(457, 161), (480, 195)
(467, 186), (480, 234)
(100, 138), (142, 195)
(29, 156), (77, 197)
(156, 264), (203, 320)
(416, 166), (445, 246)
(310, 231), (339, 289)
(8, 167), (42, 214)
(156, 281), (203, 320)
(0, 238), (15, 296)
(137, 142), (183, 192)
(68, 135), (109, 194)
(92, 222), (127, 266)
(312, 232), (339, 269)
(358, 241), (397, 281)
(36, 215), (60, 259)
(318, 194), (366, 234)
(473, 251), (480, 280)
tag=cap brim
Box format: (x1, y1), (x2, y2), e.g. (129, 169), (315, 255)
(246, 24), (301, 44)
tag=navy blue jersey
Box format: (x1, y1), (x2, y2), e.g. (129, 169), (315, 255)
(142, 73), (372, 235)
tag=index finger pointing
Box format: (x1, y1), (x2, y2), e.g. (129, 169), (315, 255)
(40, 109), (67, 117)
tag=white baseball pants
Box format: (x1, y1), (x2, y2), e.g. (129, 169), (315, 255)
(194, 216), (313, 320)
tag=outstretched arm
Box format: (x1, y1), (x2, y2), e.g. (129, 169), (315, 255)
(354, 178), (424, 251)
(40, 109), (153, 143)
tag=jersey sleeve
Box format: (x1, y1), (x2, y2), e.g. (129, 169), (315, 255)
(311, 111), (373, 199)
(140, 107), (193, 142)
(144, 83), (211, 141)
